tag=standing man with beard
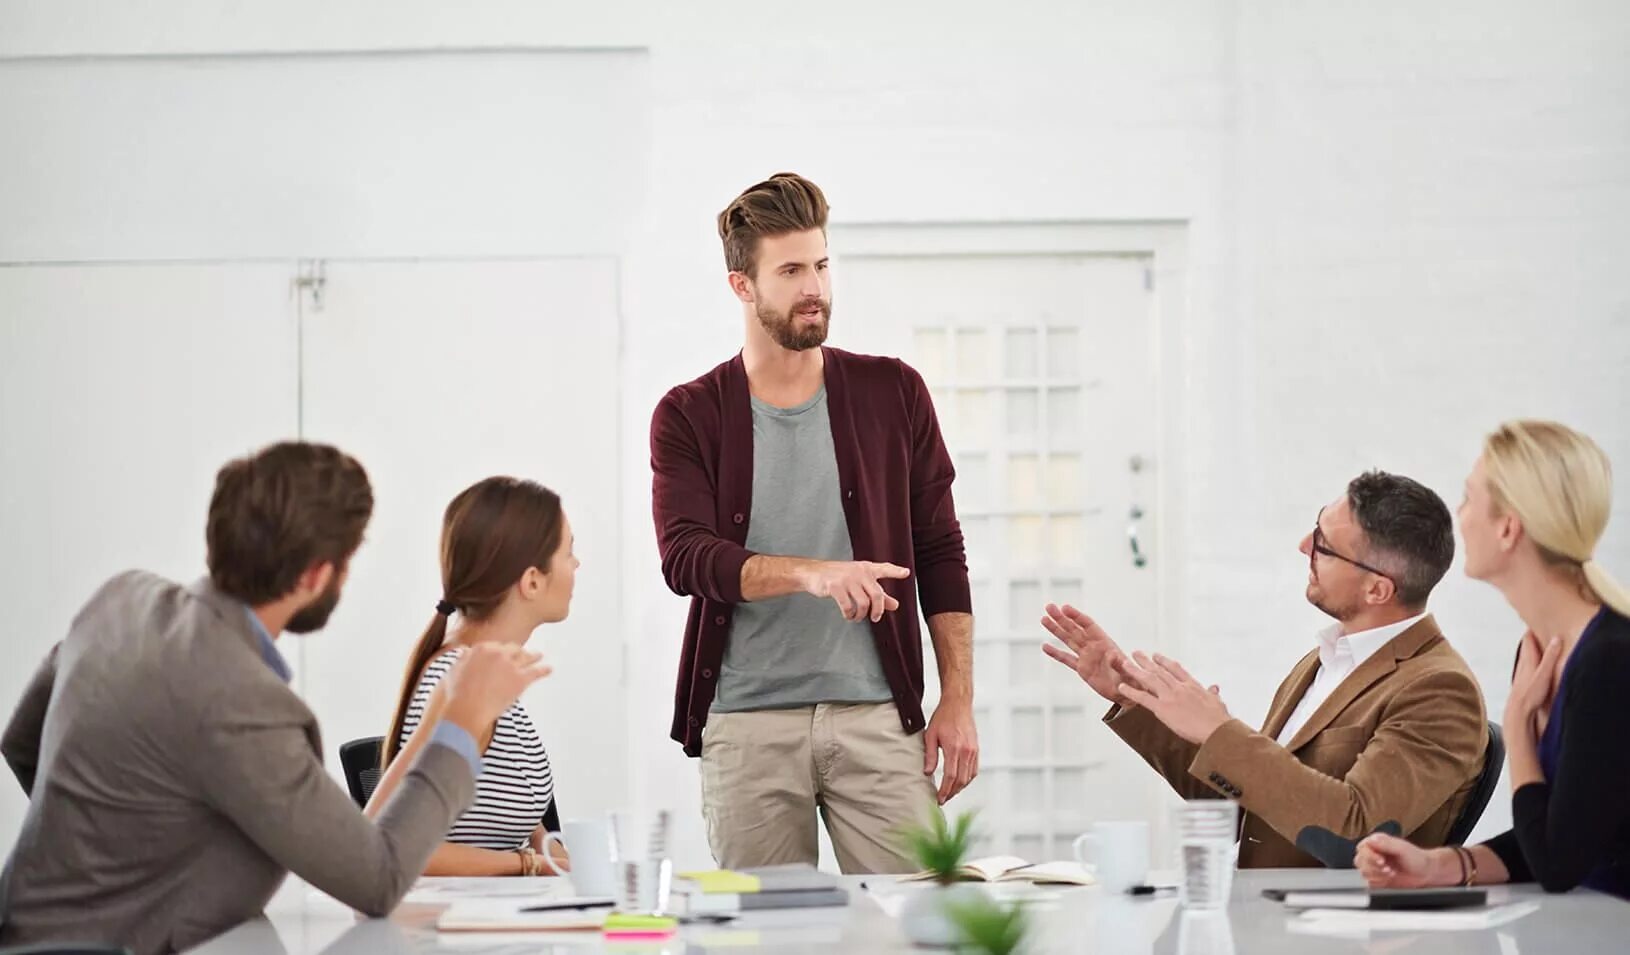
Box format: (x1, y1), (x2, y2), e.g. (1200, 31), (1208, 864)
(650, 173), (978, 873)
(1040, 471), (1489, 867)
(0, 442), (549, 954)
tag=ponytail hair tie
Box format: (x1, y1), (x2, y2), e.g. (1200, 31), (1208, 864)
(435, 599), (457, 617)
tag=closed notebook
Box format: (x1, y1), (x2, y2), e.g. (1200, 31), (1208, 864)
(676, 864), (850, 913)
(1289, 901), (1541, 934)
(1269, 887), (1487, 910)
(901, 856), (1096, 886)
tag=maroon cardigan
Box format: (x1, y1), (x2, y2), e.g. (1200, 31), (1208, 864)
(650, 347), (972, 756)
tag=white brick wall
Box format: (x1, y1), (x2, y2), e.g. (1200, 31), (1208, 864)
(3, 0), (1626, 856)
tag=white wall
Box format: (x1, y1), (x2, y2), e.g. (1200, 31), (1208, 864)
(3, 0), (1628, 861)
(0, 46), (653, 850)
(0, 263), (300, 851)
(0, 50), (648, 259)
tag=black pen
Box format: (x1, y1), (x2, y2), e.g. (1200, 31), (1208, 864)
(518, 899), (617, 913)
(1127, 884), (1178, 896)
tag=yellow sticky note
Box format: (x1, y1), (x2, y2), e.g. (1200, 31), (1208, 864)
(678, 870), (762, 894)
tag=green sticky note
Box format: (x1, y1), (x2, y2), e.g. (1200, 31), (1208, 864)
(604, 914), (679, 931)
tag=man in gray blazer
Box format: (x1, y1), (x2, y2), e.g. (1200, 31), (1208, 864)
(0, 442), (548, 955)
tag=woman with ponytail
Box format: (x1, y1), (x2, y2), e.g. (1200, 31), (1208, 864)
(1358, 420), (1630, 899)
(365, 476), (578, 876)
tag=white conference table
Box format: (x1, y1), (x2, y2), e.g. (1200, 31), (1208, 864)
(188, 868), (1630, 954)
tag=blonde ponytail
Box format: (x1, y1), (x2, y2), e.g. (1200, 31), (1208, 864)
(1583, 560), (1630, 619)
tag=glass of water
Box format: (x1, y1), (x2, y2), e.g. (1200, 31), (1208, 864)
(617, 858), (674, 915)
(1175, 800), (1238, 910)
(611, 808), (674, 914)
(1177, 911), (1237, 955)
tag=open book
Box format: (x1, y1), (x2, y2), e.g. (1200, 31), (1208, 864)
(902, 856), (1096, 886)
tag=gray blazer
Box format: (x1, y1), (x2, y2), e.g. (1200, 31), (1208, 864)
(0, 571), (476, 955)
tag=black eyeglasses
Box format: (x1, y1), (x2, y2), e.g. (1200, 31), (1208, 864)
(1311, 507), (1393, 579)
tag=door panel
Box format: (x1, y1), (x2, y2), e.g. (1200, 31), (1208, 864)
(298, 258), (625, 816)
(836, 250), (1161, 857)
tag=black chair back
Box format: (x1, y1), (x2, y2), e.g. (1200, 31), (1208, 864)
(340, 733), (561, 832)
(338, 736), (384, 808)
(1445, 721), (1505, 846)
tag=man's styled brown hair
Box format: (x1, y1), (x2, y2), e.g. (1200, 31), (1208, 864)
(206, 441), (374, 605)
(716, 172), (830, 277)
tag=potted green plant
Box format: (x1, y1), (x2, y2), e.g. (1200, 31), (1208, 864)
(948, 896), (1030, 955)
(899, 810), (990, 947)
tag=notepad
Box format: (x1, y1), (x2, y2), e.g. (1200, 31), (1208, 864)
(437, 903), (607, 933)
(604, 913), (679, 938)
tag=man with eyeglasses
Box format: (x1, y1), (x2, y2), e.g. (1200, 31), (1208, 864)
(1042, 471), (1489, 868)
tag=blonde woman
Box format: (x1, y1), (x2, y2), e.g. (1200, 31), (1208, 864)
(1357, 420), (1630, 899)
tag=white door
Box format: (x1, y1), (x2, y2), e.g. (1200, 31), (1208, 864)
(296, 258), (626, 818)
(0, 263), (298, 846)
(834, 245), (1165, 861)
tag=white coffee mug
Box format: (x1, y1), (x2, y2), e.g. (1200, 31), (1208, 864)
(541, 817), (619, 896)
(1073, 820), (1150, 893)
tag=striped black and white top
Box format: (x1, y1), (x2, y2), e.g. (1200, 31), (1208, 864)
(399, 646), (554, 851)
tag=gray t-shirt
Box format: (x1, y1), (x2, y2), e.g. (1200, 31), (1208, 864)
(711, 386), (894, 713)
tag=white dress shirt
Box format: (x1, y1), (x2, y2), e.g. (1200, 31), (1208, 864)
(1274, 612), (1427, 746)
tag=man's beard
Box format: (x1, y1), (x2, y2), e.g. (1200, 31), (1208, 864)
(756, 295), (832, 352)
(1306, 579), (1361, 623)
(286, 574), (344, 634)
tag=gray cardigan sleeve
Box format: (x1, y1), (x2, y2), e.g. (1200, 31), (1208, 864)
(192, 687), (476, 916)
(2, 643), (61, 795)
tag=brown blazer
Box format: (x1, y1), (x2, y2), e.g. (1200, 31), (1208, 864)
(1107, 615), (1488, 868)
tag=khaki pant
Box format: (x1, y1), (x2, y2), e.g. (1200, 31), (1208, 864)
(699, 703), (940, 874)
